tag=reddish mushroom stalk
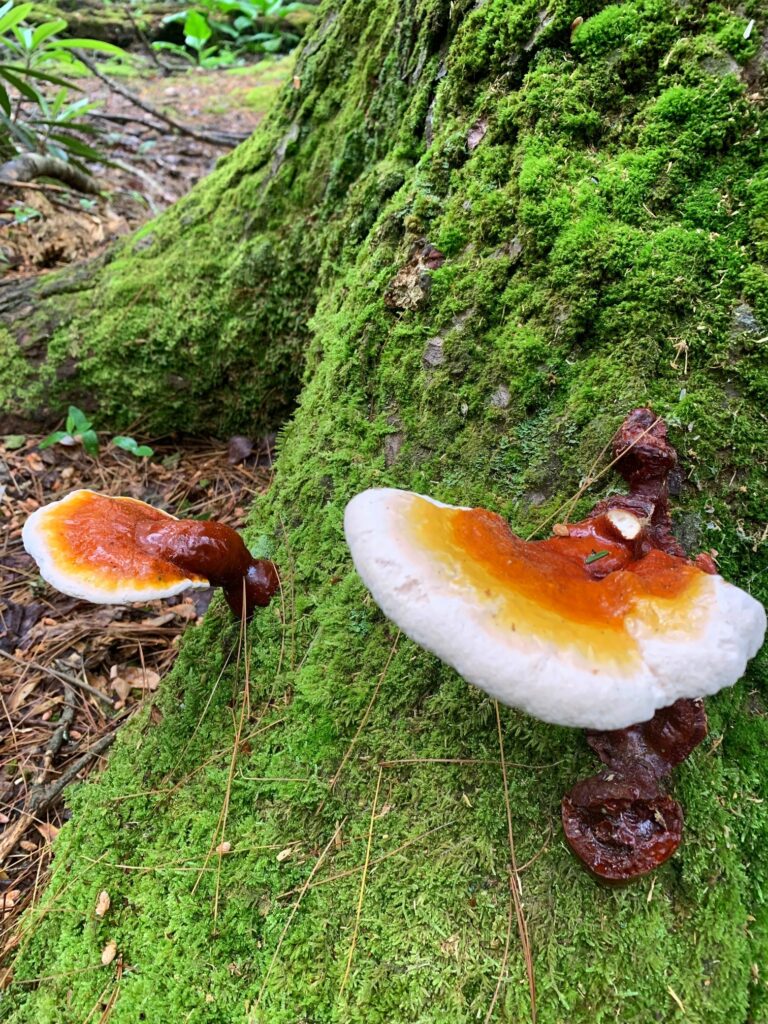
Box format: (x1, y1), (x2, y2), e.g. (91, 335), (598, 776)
(22, 490), (279, 621)
(135, 518), (279, 619)
(561, 410), (712, 881)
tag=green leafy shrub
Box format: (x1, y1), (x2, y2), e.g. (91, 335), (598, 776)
(40, 406), (154, 459)
(0, 1), (128, 169)
(155, 0), (312, 66)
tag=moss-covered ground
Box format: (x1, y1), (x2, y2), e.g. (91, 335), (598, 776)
(4, 0), (768, 1021)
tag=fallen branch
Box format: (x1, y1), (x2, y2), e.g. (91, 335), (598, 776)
(76, 52), (250, 148)
(0, 730), (117, 866)
(0, 650), (116, 709)
(0, 154), (100, 195)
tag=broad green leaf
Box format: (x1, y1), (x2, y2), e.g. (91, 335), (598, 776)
(31, 19), (67, 48)
(54, 39), (131, 58)
(47, 132), (105, 162)
(79, 429), (100, 456)
(0, 3), (33, 38)
(2, 434), (25, 450)
(0, 66), (41, 103)
(133, 445), (154, 458)
(0, 81), (10, 117)
(38, 431), (69, 449)
(184, 10), (212, 48)
(0, 64), (81, 90)
(66, 406), (91, 434)
(12, 25), (34, 51)
(112, 435), (138, 451)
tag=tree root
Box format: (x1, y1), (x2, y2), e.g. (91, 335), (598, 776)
(0, 154), (100, 195)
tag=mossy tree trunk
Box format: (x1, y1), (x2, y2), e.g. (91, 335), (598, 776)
(5, 1), (768, 1022)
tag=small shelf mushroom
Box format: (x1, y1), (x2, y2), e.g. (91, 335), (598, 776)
(23, 489), (278, 620)
(344, 410), (766, 879)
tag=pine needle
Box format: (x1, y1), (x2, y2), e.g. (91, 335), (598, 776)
(484, 702), (536, 1024)
(339, 766), (383, 996)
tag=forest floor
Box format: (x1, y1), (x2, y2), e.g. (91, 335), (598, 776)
(0, 429), (275, 945)
(0, 56), (291, 276)
(0, 53), (289, 948)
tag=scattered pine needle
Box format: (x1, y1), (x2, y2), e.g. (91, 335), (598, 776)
(527, 416), (661, 539)
(484, 701), (536, 1024)
(339, 765), (383, 997)
(329, 631), (400, 791)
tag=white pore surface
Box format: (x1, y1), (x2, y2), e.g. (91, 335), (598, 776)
(22, 490), (209, 605)
(344, 488), (767, 730)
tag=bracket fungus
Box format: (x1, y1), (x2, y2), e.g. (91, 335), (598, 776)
(344, 409), (766, 880)
(23, 489), (279, 620)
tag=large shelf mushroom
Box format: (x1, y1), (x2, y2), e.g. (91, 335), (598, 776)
(344, 410), (766, 880)
(23, 489), (279, 620)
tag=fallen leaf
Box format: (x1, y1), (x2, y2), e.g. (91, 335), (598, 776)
(110, 665), (161, 694)
(19, 841), (37, 853)
(276, 846), (295, 863)
(35, 822), (59, 844)
(227, 435), (253, 465)
(144, 612), (176, 628)
(467, 118), (487, 150)
(167, 602), (197, 620)
(95, 890), (111, 918)
(1, 890), (21, 914)
(101, 940), (117, 966)
(215, 841), (231, 855)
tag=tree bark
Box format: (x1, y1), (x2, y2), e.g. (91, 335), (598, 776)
(4, 2), (768, 1023)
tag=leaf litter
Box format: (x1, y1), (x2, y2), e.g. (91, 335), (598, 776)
(0, 428), (273, 945)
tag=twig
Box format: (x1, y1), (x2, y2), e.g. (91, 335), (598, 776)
(37, 683), (76, 783)
(76, 52), (249, 148)
(0, 649), (116, 708)
(0, 730), (116, 865)
(125, 7), (166, 72)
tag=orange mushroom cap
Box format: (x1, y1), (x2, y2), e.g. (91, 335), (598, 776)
(22, 489), (210, 603)
(344, 489), (766, 730)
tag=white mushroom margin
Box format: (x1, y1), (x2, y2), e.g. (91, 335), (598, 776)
(22, 490), (210, 605)
(344, 488), (766, 730)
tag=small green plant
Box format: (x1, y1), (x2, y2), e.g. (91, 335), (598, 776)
(155, 0), (311, 65)
(112, 436), (154, 458)
(0, 2), (130, 169)
(39, 406), (154, 459)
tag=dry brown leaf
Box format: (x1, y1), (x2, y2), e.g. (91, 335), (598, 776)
(95, 890), (111, 918)
(215, 841), (232, 855)
(19, 841), (37, 853)
(276, 847), (294, 863)
(101, 939), (117, 966)
(8, 677), (41, 714)
(144, 613), (176, 628)
(35, 822), (59, 844)
(1, 891), (21, 914)
(167, 602), (197, 620)
(110, 665), (161, 694)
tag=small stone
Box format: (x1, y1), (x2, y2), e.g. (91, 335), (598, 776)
(422, 336), (445, 368)
(489, 385), (510, 409)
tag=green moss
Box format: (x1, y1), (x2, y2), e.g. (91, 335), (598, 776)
(5, 0), (768, 1021)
